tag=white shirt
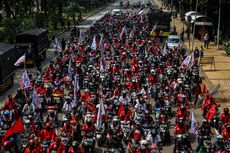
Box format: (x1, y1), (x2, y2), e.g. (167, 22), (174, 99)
(119, 96), (130, 106)
(63, 100), (75, 111)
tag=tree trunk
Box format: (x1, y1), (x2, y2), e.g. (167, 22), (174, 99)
(2, 0), (13, 18)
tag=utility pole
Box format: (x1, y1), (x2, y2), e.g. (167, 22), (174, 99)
(217, 0), (221, 50)
(191, 0), (198, 51)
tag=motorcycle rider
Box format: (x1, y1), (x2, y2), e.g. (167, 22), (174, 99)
(68, 141), (84, 153)
(63, 96), (76, 112)
(221, 124), (230, 140)
(195, 119), (212, 152)
(38, 122), (56, 141)
(119, 91), (130, 107)
(120, 105), (132, 121)
(0, 140), (15, 153)
(24, 139), (37, 153)
(61, 121), (73, 136)
(47, 136), (65, 153)
(82, 114), (96, 137)
(22, 99), (35, 118)
(129, 121), (144, 142)
(213, 134), (225, 152)
(220, 108), (230, 125)
(174, 117), (188, 135)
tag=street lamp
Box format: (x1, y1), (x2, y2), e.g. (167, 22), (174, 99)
(191, 0), (198, 51)
(217, 0), (221, 50)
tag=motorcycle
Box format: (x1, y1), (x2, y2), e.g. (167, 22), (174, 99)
(82, 134), (95, 153)
(121, 120), (131, 144)
(96, 123), (105, 147)
(41, 140), (50, 152)
(159, 123), (170, 146)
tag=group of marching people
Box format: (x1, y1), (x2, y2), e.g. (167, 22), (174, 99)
(1, 5), (230, 153)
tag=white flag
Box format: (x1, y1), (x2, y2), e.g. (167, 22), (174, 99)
(129, 29), (134, 38)
(180, 55), (192, 69)
(91, 36), (97, 50)
(55, 37), (61, 51)
(73, 74), (79, 100)
(98, 34), (104, 50)
(190, 111), (198, 135)
(96, 101), (105, 130)
(22, 71), (30, 88)
(14, 54), (26, 66)
(120, 26), (127, 39)
(151, 23), (157, 34)
(138, 10), (144, 15)
(163, 43), (167, 55)
(79, 30), (85, 44)
(32, 88), (41, 109)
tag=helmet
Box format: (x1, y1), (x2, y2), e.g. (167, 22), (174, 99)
(85, 89), (90, 92)
(216, 134), (223, 140)
(3, 110), (10, 116)
(3, 140), (11, 149)
(112, 116), (119, 122)
(224, 108), (229, 114)
(151, 144), (157, 149)
(9, 137), (15, 144)
(28, 139), (35, 146)
(140, 140), (148, 146)
(55, 136), (61, 142)
(202, 119), (208, 123)
(72, 141), (79, 147)
(45, 122), (50, 128)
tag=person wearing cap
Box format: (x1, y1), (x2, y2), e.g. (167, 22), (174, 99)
(47, 136), (65, 153)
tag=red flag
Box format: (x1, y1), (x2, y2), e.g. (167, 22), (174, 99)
(205, 105), (216, 121)
(1, 117), (25, 142)
(118, 102), (124, 118)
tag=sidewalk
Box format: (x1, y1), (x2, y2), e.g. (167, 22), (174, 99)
(152, 0), (230, 108)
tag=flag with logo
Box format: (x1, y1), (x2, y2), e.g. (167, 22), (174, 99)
(96, 100), (105, 130)
(190, 111), (198, 135)
(73, 74), (79, 100)
(55, 37), (62, 51)
(79, 30), (85, 44)
(68, 59), (72, 79)
(91, 36), (97, 50)
(14, 54), (26, 66)
(180, 55), (191, 69)
(32, 88), (41, 109)
(22, 71), (30, 88)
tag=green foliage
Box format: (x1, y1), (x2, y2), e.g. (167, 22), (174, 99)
(223, 39), (230, 55)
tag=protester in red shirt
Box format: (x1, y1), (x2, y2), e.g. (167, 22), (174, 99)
(47, 137), (65, 153)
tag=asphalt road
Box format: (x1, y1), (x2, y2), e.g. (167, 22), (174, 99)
(0, 0), (207, 152)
